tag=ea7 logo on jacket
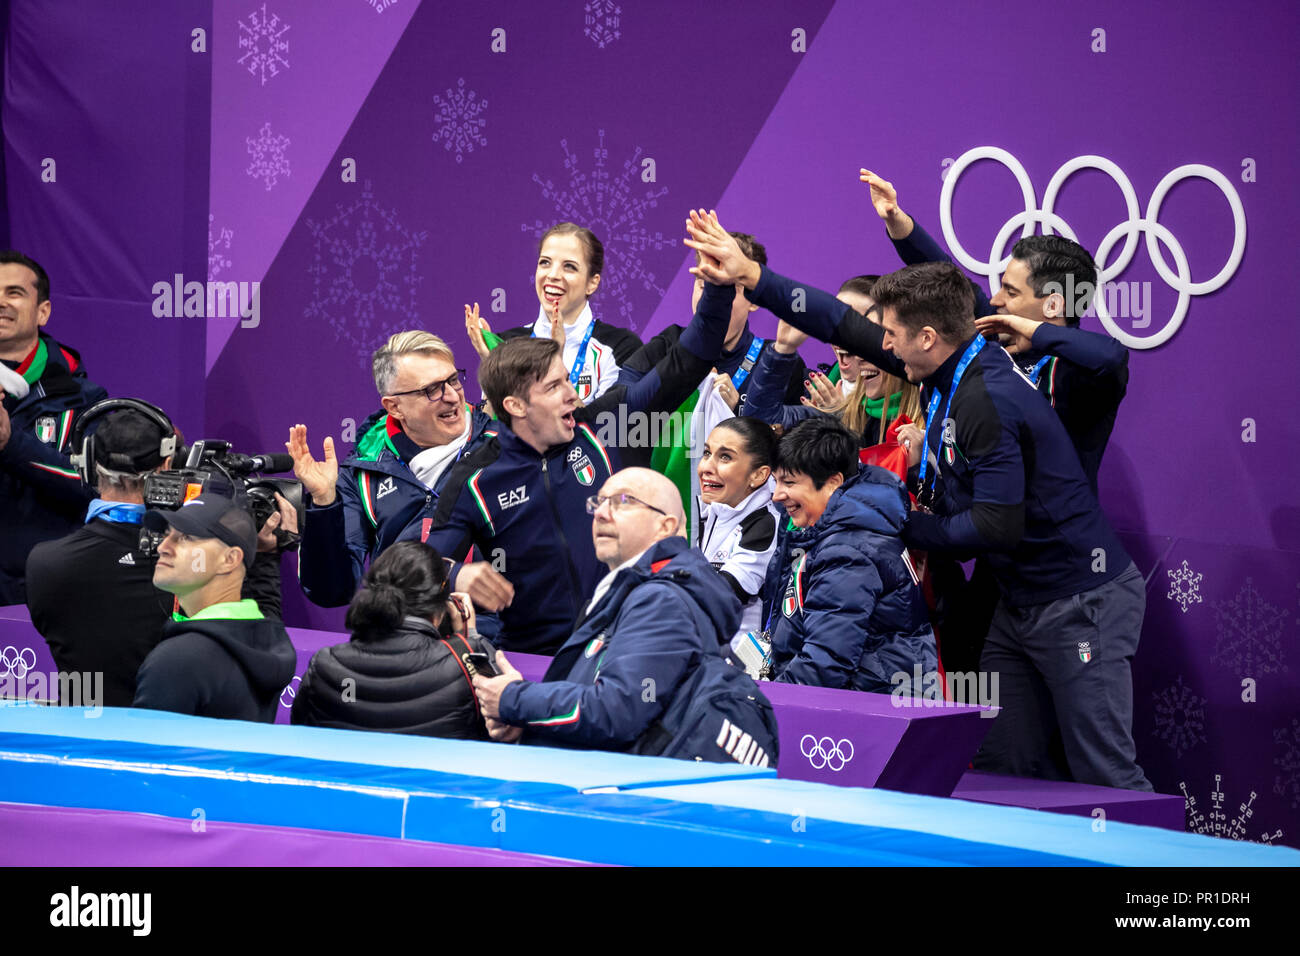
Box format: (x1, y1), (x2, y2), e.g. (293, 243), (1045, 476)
(498, 485), (530, 510)
(375, 477), (397, 500)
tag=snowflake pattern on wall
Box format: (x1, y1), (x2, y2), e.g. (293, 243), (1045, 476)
(1180, 774), (1283, 844)
(522, 129), (672, 332)
(237, 4), (290, 86)
(432, 78), (488, 164)
(584, 0), (622, 49)
(1275, 718), (1300, 810)
(1211, 577), (1289, 676)
(1166, 559), (1203, 613)
(303, 181), (427, 361)
(246, 122), (291, 191)
(208, 215), (234, 280)
(365, 0), (398, 12)
(1150, 676), (1208, 758)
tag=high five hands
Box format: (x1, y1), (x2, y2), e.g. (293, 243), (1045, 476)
(684, 209), (760, 289)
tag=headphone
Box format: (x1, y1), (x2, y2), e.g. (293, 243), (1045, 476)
(68, 398), (179, 485)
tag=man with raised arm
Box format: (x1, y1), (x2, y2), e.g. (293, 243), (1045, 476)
(685, 211), (1151, 791)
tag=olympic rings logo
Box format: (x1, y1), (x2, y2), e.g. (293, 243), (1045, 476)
(279, 675), (301, 708)
(1, 646), (38, 680)
(939, 146), (1246, 349)
(800, 733), (854, 772)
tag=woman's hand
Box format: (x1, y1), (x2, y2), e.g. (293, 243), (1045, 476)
(465, 302), (492, 359)
(800, 370), (848, 414)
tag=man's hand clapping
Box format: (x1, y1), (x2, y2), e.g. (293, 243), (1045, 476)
(286, 425), (339, 507)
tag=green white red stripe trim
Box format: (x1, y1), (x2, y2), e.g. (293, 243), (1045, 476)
(30, 461), (81, 480)
(1046, 356), (1059, 408)
(529, 703), (580, 727)
(576, 423), (611, 475)
(57, 410), (75, 451)
(358, 472), (378, 526)
(467, 468), (495, 535)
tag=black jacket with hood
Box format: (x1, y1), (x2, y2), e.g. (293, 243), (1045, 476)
(132, 600), (297, 722)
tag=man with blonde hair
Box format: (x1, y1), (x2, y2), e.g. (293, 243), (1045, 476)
(289, 330), (511, 612)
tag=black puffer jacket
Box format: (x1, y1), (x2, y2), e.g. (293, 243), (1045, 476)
(289, 617), (489, 740)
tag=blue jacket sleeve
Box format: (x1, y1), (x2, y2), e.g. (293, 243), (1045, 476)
(775, 544), (883, 690)
(738, 344), (828, 430)
(891, 219), (994, 316)
(1030, 322), (1128, 376)
(747, 266), (909, 379)
(496, 583), (700, 746)
(0, 423), (95, 510)
(297, 477), (371, 608)
(592, 282), (732, 418)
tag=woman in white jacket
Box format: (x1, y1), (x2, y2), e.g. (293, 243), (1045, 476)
(696, 417), (782, 673)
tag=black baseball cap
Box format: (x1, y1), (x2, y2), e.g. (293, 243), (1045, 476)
(143, 494), (258, 568)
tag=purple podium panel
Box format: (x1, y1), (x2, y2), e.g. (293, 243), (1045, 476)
(0, 605), (60, 703)
(0, 801), (602, 866)
(951, 771), (1186, 832)
(760, 681), (992, 795)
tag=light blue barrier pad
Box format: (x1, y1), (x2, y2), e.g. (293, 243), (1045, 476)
(6, 704), (1299, 865)
(620, 778), (1300, 867)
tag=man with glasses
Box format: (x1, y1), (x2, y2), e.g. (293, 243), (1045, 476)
(470, 467), (746, 753)
(406, 272), (736, 654)
(288, 331), (510, 611)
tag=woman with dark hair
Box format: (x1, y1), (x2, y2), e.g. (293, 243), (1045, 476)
(465, 222), (642, 404)
(695, 416), (782, 675)
(290, 540), (490, 739)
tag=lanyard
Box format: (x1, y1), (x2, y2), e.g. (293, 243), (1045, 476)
(1027, 356), (1051, 385)
(730, 336), (764, 389)
(534, 318), (596, 388)
(917, 336), (986, 493)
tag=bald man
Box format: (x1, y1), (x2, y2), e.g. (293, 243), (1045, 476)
(474, 467), (743, 752)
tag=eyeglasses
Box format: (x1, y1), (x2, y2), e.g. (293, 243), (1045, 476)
(388, 370), (467, 403)
(585, 493), (668, 516)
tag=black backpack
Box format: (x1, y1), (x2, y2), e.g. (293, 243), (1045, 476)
(632, 650), (780, 767)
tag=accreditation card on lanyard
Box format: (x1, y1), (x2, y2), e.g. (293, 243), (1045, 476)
(917, 335), (986, 505)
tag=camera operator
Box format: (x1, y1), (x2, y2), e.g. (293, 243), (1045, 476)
(26, 401), (297, 707)
(132, 493), (296, 722)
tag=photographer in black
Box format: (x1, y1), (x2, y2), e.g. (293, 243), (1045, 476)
(26, 400), (298, 707)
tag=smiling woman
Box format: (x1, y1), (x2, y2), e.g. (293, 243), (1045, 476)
(471, 223), (643, 404)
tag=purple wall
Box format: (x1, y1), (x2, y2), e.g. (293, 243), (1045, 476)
(3, 0), (1297, 846)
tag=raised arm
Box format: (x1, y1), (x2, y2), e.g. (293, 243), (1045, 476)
(685, 209), (907, 378)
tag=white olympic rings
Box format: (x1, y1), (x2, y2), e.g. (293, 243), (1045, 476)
(800, 733), (854, 772)
(279, 675), (301, 708)
(939, 146), (1246, 349)
(1, 646), (38, 679)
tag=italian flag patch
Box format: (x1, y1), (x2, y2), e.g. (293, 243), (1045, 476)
(782, 553), (807, 618)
